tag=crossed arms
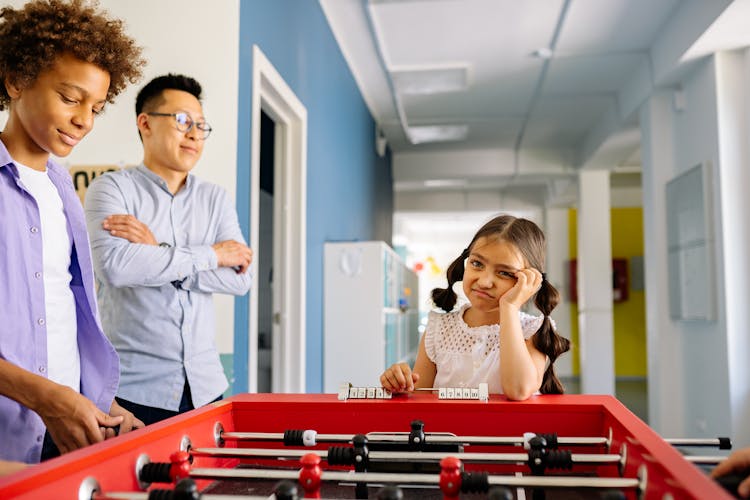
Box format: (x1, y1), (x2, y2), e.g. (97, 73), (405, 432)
(85, 176), (252, 295)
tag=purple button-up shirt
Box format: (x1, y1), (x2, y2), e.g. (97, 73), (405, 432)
(0, 140), (120, 463)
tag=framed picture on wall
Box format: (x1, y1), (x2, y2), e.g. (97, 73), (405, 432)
(665, 161), (715, 321)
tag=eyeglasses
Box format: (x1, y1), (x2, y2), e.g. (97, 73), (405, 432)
(147, 112), (212, 139)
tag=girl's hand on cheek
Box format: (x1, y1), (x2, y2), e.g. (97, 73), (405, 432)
(498, 268), (542, 308)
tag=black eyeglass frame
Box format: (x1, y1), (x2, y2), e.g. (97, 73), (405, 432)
(146, 112), (212, 139)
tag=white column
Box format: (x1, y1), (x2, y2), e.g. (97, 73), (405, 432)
(577, 170), (615, 394)
(639, 91), (683, 436)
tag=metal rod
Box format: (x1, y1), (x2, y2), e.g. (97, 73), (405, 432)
(666, 438), (729, 448)
(193, 447), (312, 459)
(220, 431), (608, 447)
(189, 467), (640, 490)
(221, 430), (730, 450)
(94, 494), (267, 500)
(192, 447), (622, 466)
(683, 455), (727, 465)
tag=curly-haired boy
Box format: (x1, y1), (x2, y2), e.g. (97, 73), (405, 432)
(0, 0), (146, 465)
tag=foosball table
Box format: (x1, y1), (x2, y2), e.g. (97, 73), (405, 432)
(0, 392), (735, 499)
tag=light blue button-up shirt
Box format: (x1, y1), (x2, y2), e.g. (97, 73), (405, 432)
(84, 165), (251, 411)
(0, 140), (119, 463)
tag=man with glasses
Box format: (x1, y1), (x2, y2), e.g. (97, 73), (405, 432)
(84, 74), (252, 425)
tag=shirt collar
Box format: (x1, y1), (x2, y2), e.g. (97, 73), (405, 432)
(0, 135), (56, 178)
(0, 136), (15, 173)
(136, 164), (194, 194)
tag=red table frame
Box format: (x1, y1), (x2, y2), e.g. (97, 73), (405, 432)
(0, 393), (732, 499)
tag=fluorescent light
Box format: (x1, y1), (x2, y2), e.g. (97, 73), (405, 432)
(391, 66), (469, 95)
(423, 179), (468, 188)
(408, 124), (469, 144)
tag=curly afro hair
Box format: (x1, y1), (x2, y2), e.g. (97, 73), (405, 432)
(0, 0), (145, 111)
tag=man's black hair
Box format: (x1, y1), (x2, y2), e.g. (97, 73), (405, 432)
(135, 73), (202, 115)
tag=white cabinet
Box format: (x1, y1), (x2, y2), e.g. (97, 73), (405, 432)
(323, 241), (419, 392)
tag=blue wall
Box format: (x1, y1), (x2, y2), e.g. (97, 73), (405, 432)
(234, 1), (394, 393)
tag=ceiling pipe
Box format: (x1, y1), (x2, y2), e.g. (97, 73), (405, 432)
(507, 0), (572, 190)
(362, 0), (414, 144)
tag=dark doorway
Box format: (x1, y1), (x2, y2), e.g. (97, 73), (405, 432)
(257, 109), (275, 392)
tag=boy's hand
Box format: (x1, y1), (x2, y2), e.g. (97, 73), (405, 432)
(108, 400), (144, 436)
(380, 363), (420, 392)
(38, 385), (123, 454)
(0, 459), (27, 477)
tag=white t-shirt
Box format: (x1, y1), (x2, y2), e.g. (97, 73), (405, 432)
(16, 162), (81, 392)
(424, 303), (550, 394)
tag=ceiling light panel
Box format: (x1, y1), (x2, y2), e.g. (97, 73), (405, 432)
(422, 179), (468, 188)
(408, 124), (469, 144)
(391, 65), (469, 95)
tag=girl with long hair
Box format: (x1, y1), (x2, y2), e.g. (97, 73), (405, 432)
(380, 215), (570, 400)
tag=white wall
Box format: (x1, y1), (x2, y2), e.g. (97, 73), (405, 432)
(640, 51), (750, 447)
(0, 0), (241, 355)
(715, 49), (750, 447)
(640, 91), (685, 439)
(670, 56), (731, 441)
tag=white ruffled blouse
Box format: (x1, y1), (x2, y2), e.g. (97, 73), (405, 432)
(424, 303), (549, 394)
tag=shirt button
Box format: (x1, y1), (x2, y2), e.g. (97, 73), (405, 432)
(39, 366), (45, 373)
(38, 318), (45, 325)
(34, 272), (42, 279)
(473, 361), (480, 369)
(37, 435), (43, 442)
(30, 226), (39, 233)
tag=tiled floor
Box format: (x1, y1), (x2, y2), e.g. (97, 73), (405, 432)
(561, 377), (649, 424)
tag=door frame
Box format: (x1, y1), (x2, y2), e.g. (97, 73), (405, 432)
(249, 44), (307, 392)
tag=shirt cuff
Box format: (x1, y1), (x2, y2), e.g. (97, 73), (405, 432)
(193, 245), (218, 273)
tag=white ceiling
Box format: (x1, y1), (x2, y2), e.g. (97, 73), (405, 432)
(320, 0), (750, 203)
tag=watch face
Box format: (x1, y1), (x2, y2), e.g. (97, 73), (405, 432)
(159, 242), (172, 248)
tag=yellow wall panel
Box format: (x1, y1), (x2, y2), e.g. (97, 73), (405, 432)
(568, 207), (646, 377)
